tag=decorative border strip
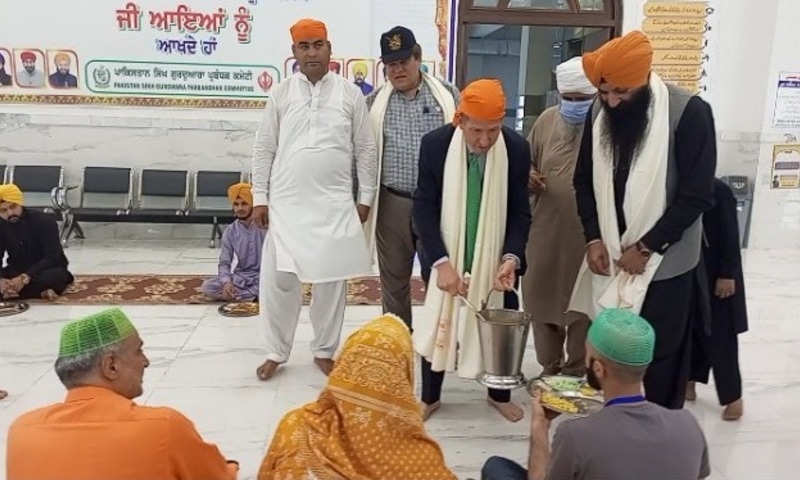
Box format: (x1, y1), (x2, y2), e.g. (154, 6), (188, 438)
(0, 93), (267, 109)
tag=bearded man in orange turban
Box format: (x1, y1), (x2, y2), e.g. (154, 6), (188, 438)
(413, 78), (532, 423)
(201, 183), (266, 302)
(570, 30), (718, 410)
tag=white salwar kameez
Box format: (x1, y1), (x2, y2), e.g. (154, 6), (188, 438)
(252, 71), (378, 362)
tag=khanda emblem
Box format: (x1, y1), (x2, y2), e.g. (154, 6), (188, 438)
(386, 33), (402, 51)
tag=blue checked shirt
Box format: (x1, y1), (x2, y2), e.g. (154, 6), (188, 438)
(367, 79), (460, 194)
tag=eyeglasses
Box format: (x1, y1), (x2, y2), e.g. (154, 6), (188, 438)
(386, 58), (412, 71)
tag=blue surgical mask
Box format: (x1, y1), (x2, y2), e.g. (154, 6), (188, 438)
(559, 98), (594, 124)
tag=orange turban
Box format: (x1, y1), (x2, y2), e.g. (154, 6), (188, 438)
(453, 78), (506, 125)
(0, 184), (24, 206)
(582, 30), (653, 89)
(227, 182), (252, 205)
(290, 19), (328, 43)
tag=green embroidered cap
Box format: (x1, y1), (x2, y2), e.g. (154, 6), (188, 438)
(587, 308), (656, 366)
(58, 308), (136, 358)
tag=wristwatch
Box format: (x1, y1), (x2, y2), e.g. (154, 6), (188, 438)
(636, 242), (652, 259)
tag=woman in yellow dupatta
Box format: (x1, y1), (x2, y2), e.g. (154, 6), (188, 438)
(258, 314), (456, 480)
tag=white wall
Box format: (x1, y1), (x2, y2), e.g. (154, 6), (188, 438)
(749, 0), (800, 248)
(623, 0), (795, 249)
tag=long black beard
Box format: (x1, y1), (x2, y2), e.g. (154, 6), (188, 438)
(601, 86), (652, 168)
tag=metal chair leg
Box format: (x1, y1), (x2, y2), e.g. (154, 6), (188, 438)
(209, 223), (217, 248)
(60, 214), (74, 248)
(73, 221), (85, 239)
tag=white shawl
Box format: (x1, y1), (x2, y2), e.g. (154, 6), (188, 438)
(412, 129), (508, 378)
(569, 74), (671, 319)
(363, 72), (457, 264)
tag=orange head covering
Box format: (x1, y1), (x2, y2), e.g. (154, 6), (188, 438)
(582, 30), (653, 89)
(453, 78), (506, 125)
(258, 314), (456, 480)
(0, 184), (24, 206)
(227, 182), (252, 205)
(290, 18), (328, 43)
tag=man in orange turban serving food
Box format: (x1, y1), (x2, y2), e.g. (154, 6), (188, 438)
(201, 182), (266, 302)
(569, 30), (718, 409)
(413, 79), (532, 422)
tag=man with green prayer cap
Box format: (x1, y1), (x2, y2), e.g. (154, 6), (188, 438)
(7, 308), (240, 480)
(481, 308), (711, 480)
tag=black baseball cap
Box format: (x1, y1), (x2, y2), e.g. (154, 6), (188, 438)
(380, 26), (417, 63)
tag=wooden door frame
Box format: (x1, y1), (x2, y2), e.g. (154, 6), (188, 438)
(455, 0), (623, 87)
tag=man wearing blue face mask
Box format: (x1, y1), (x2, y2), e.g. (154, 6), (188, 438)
(523, 56), (597, 377)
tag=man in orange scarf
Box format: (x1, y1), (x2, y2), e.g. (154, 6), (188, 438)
(7, 309), (239, 480)
(413, 79), (531, 422)
(258, 314), (455, 480)
(571, 30), (717, 409)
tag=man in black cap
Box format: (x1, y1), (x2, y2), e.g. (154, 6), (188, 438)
(363, 26), (460, 330)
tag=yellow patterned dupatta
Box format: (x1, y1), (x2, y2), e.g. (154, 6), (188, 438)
(258, 315), (456, 480)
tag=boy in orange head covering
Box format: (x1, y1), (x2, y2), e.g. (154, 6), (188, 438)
(201, 182), (266, 302)
(413, 78), (532, 422)
(570, 29), (718, 410)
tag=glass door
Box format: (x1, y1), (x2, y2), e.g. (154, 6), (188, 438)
(463, 24), (611, 138)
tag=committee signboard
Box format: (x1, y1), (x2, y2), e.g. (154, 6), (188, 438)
(0, 0), (453, 109)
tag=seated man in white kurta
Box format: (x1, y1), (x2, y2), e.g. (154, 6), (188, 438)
(250, 18), (378, 380)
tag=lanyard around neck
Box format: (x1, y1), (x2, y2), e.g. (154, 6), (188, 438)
(604, 395), (646, 407)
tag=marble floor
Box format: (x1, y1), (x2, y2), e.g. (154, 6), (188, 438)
(0, 239), (799, 479)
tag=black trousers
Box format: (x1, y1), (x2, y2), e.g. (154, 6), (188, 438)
(419, 288), (519, 405)
(641, 269), (695, 410)
(2, 267), (74, 299)
(690, 307), (743, 406)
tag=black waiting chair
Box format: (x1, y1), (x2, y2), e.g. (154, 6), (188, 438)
(188, 170), (243, 247)
(133, 169), (190, 216)
(60, 166), (135, 244)
(0, 165), (7, 184)
(8, 165), (65, 214)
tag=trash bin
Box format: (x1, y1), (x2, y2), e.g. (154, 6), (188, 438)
(721, 175), (754, 248)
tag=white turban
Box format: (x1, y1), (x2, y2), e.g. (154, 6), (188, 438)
(555, 57), (597, 95)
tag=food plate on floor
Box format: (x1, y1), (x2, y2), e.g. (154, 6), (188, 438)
(527, 375), (604, 417)
(218, 302), (259, 317)
(0, 301), (29, 317)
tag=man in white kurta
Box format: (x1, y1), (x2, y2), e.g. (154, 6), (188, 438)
(251, 18), (378, 380)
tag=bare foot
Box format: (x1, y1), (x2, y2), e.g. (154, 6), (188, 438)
(314, 358), (334, 376)
(686, 381), (697, 401)
(41, 289), (59, 302)
(420, 401), (441, 421)
(488, 398), (525, 423)
(0, 390), (7, 400)
(256, 360), (281, 381)
(722, 398), (743, 421)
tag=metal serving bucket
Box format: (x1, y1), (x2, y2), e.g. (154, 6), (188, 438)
(463, 289), (532, 390)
